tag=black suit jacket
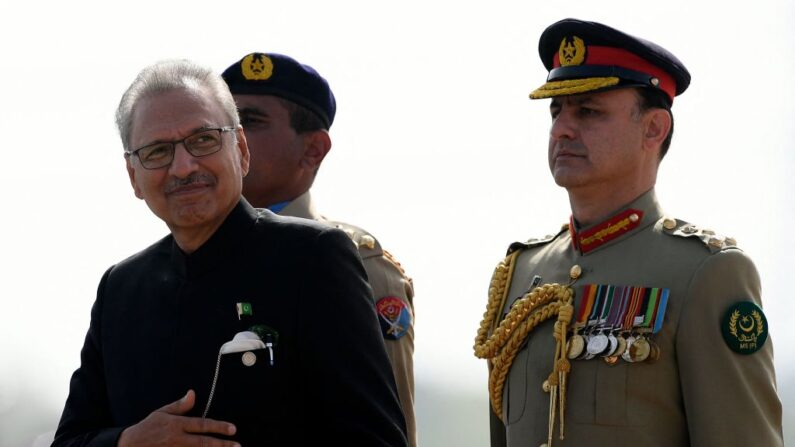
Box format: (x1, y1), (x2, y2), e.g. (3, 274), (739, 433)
(54, 199), (408, 446)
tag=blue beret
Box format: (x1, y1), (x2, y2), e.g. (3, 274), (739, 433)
(222, 53), (336, 128)
(530, 19), (691, 104)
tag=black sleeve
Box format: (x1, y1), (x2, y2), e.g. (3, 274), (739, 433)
(52, 268), (127, 447)
(299, 227), (408, 446)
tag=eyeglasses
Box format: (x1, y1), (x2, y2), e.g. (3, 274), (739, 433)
(125, 126), (236, 169)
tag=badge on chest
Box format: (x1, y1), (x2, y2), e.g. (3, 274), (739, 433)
(567, 284), (669, 364)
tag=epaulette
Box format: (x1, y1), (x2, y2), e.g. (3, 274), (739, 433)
(326, 220), (384, 258)
(383, 249), (409, 278)
(506, 223), (570, 256)
(660, 217), (739, 254)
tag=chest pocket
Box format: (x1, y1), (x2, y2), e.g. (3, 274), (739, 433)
(505, 339), (530, 425)
(505, 328), (554, 428)
(205, 348), (287, 443)
(505, 332), (645, 430)
(567, 360), (632, 426)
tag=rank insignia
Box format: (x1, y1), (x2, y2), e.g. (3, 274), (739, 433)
(572, 209), (644, 254)
(376, 297), (412, 340)
(722, 301), (768, 354)
(558, 35), (586, 66)
(241, 53), (274, 80)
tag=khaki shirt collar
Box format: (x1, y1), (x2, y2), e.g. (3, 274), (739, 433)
(278, 190), (323, 220)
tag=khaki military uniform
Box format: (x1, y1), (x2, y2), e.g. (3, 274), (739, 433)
(281, 191), (416, 446)
(479, 189), (782, 447)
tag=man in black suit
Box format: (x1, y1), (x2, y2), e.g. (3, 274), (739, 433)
(53, 59), (407, 447)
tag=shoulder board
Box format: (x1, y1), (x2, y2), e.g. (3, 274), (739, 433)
(660, 217), (739, 254)
(506, 223), (569, 256)
(326, 220), (384, 258)
(383, 249), (409, 278)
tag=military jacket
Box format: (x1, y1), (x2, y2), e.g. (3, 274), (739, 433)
(280, 190), (417, 447)
(488, 189), (782, 447)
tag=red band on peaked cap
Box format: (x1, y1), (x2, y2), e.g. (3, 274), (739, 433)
(553, 45), (677, 101)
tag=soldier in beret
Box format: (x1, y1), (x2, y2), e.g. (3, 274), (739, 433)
(222, 52), (416, 446)
(474, 19), (783, 447)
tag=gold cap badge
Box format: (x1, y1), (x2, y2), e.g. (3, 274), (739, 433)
(558, 36), (586, 66)
(241, 53), (274, 81)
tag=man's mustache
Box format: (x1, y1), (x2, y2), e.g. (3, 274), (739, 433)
(165, 173), (216, 194)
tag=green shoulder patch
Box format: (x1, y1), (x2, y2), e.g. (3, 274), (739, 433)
(721, 301), (768, 355)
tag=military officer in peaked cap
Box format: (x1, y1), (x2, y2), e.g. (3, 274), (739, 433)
(222, 52), (417, 446)
(474, 19), (783, 447)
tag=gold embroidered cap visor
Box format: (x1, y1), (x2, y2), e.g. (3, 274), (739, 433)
(529, 18), (690, 103)
(530, 76), (620, 100)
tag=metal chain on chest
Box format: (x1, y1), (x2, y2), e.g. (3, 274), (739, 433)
(202, 353), (224, 418)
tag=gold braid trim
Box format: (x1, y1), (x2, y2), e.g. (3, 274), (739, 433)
(475, 283), (566, 359)
(488, 300), (563, 417)
(529, 77), (620, 99)
(551, 302), (574, 444)
(473, 251), (520, 360)
(472, 250), (576, 445)
(474, 281), (573, 419)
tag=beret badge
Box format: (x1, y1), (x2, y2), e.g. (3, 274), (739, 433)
(241, 53), (274, 81)
(558, 36), (586, 66)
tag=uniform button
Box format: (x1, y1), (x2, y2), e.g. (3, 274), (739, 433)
(360, 234), (376, 249)
(629, 213), (640, 222)
(662, 218), (677, 230)
(708, 237), (724, 248)
(242, 351), (257, 366)
(569, 265), (582, 280)
(542, 380), (551, 393)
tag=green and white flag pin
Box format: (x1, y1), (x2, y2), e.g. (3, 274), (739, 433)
(236, 302), (253, 320)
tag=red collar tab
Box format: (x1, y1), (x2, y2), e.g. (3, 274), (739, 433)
(572, 209), (644, 254)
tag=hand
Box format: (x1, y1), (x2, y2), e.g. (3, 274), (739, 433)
(117, 390), (239, 447)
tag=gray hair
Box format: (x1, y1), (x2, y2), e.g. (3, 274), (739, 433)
(115, 59), (240, 152)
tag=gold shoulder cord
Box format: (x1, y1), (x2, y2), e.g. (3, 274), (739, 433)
(473, 252), (575, 446)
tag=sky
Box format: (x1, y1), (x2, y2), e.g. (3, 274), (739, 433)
(1, 1), (793, 446)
